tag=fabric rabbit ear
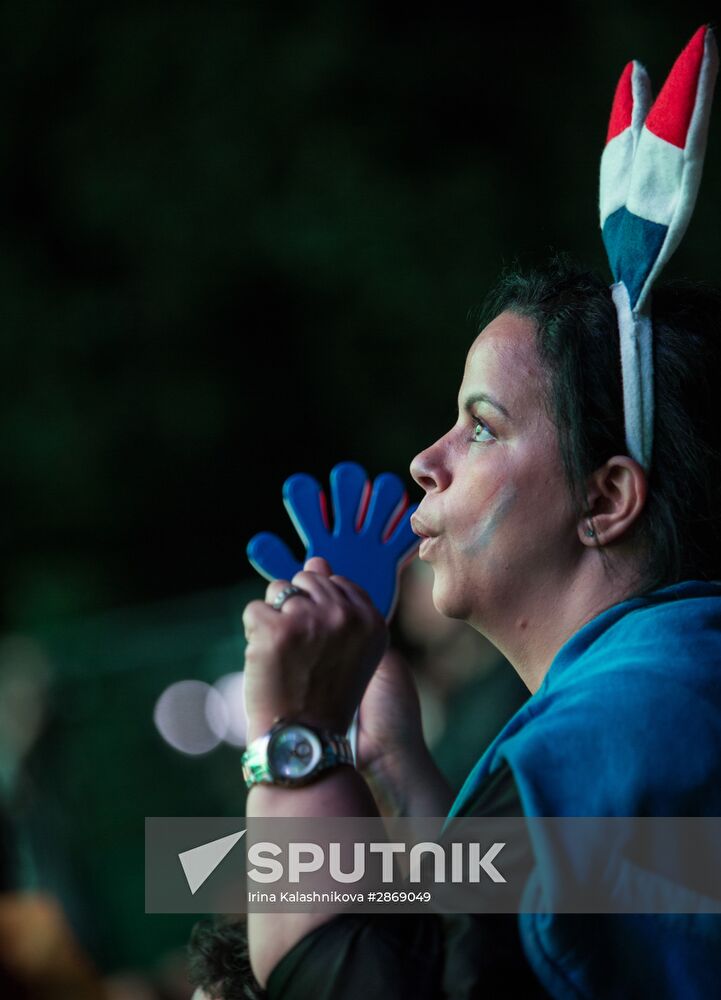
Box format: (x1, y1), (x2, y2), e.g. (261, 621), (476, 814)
(598, 25), (718, 472)
(599, 59), (653, 231)
(603, 26), (718, 314)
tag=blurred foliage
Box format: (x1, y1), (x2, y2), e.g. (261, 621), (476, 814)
(2, 1), (719, 627)
(12, 582), (259, 971)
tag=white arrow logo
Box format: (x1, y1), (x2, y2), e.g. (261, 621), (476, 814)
(178, 829), (246, 895)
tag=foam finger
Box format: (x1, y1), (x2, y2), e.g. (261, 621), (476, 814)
(329, 462), (370, 534)
(361, 473), (407, 542)
(247, 533), (304, 582)
(283, 473), (330, 545)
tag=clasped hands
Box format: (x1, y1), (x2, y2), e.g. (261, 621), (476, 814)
(242, 463), (429, 799)
(242, 555), (388, 745)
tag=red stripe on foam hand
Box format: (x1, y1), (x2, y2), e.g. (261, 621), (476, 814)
(607, 62), (635, 143)
(382, 495), (408, 543)
(645, 26), (707, 148)
(355, 480), (371, 532)
(319, 489), (330, 530)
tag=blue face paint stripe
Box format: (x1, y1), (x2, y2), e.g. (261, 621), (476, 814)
(462, 487), (517, 557)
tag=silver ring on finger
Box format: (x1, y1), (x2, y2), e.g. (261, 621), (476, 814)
(271, 585), (308, 611)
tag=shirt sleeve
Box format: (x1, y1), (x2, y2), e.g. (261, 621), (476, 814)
(266, 761), (549, 999)
(266, 912), (444, 999)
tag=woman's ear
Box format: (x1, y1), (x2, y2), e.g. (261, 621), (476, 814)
(579, 456), (648, 546)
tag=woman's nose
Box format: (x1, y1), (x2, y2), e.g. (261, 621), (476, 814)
(410, 438), (449, 493)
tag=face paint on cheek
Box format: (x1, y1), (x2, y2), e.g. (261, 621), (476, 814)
(461, 485), (517, 556)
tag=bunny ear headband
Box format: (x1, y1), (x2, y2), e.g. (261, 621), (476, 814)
(600, 25), (719, 472)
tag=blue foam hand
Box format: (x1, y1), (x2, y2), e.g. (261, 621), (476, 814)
(247, 461), (420, 620)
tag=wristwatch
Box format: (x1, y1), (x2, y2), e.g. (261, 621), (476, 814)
(241, 719), (354, 789)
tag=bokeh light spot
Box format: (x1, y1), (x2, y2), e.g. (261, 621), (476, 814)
(153, 680), (228, 756)
(213, 672), (248, 747)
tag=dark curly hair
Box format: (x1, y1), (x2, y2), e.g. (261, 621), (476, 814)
(479, 254), (721, 595)
(187, 918), (265, 1000)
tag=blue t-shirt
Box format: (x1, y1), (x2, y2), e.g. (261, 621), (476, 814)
(448, 579), (721, 998)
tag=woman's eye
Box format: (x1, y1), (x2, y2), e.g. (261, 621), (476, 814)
(471, 420), (494, 443)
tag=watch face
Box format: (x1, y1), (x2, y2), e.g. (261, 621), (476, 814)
(267, 725), (323, 781)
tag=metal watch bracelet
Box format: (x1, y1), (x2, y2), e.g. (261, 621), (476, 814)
(241, 722), (354, 789)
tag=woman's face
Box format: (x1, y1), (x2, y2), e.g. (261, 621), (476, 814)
(410, 310), (580, 626)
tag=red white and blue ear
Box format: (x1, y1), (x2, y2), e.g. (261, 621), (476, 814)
(599, 26), (718, 471)
(600, 60), (653, 229)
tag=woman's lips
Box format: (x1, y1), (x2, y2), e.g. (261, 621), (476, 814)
(418, 536), (436, 559)
(410, 513), (436, 539)
(410, 514), (439, 559)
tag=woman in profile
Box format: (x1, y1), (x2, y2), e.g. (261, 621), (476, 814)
(190, 25), (721, 1000)
(189, 256), (721, 999)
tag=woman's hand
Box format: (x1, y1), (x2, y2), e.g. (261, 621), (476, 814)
(242, 556), (388, 743)
(242, 559), (451, 987)
(356, 649), (455, 817)
(242, 556), (386, 988)
(356, 648), (426, 772)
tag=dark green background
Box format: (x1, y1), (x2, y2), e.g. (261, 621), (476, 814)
(3, 2), (720, 628)
(1, 0), (719, 979)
